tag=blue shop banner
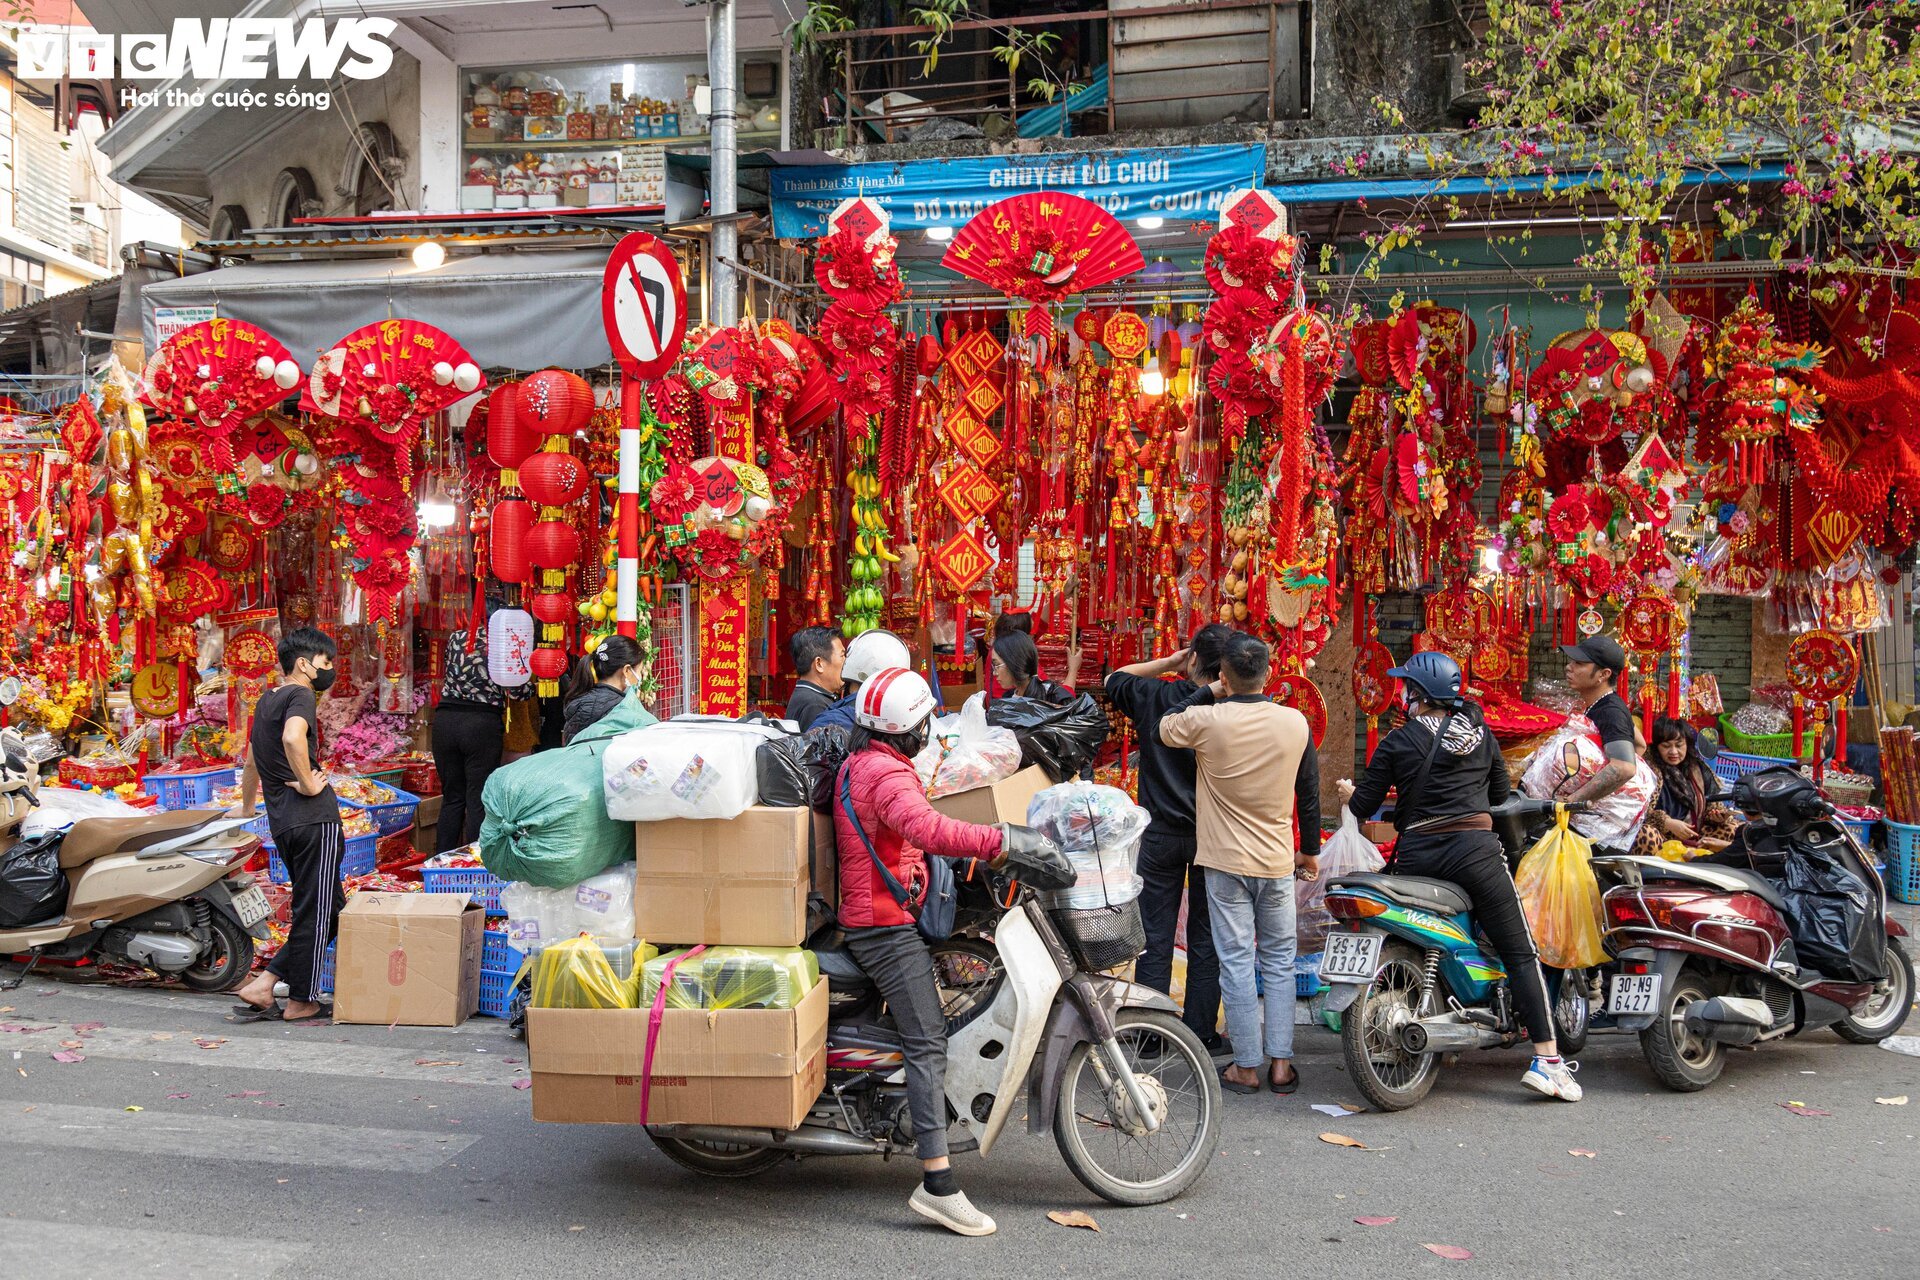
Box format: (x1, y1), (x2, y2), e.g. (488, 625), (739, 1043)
(767, 144), (1265, 239)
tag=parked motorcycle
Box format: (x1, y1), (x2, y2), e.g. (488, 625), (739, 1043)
(1, 798), (272, 994)
(1595, 765), (1913, 1091)
(1321, 797), (1588, 1111)
(648, 829), (1222, 1206)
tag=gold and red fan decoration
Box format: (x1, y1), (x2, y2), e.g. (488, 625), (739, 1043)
(1785, 629), (1859, 778)
(941, 192), (1144, 320)
(1353, 639), (1398, 754)
(1271, 666), (1328, 748)
(141, 319), (302, 471)
(650, 453), (795, 584)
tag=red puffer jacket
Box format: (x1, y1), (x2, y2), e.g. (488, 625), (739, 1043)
(834, 743), (1004, 929)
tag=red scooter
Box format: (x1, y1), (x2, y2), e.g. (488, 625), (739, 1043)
(1595, 766), (1913, 1091)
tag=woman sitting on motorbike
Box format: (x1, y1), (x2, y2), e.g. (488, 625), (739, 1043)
(1635, 717), (1736, 858)
(1336, 651), (1582, 1103)
(834, 666), (1010, 1237)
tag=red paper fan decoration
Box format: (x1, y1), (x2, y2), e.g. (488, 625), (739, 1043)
(1273, 673), (1328, 747)
(942, 193), (1144, 304)
(1352, 321), (1395, 386)
(1353, 640), (1398, 717)
(143, 320), (300, 470)
(304, 320), (484, 438)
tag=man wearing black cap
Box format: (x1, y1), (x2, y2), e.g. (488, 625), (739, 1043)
(1561, 635), (1642, 807)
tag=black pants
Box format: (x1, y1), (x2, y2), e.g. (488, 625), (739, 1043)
(1392, 828), (1557, 1046)
(846, 925), (950, 1160)
(431, 703), (504, 852)
(1134, 831), (1222, 1044)
(267, 821), (345, 1004)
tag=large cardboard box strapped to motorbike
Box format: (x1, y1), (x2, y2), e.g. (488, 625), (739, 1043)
(634, 805), (810, 946)
(928, 764), (1050, 826)
(334, 892), (484, 1027)
(528, 976), (828, 1128)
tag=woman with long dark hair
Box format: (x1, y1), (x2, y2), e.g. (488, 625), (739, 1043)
(988, 631), (1079, 705)
(1636, 717), (1735, 855)
(561, 634), (646, 745)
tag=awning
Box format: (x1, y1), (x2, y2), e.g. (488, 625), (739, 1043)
(140, 248), (619, 370)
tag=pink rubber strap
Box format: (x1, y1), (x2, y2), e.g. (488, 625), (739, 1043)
(639, 944), (705, 1125)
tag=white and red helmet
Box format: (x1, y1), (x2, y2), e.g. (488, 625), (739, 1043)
(843, 629), (911, 686)
(855, 667), (938, 735)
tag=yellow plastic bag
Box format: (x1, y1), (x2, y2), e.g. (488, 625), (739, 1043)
(1513, 807), (1609, 969)
(640, 947), (820, 1010)
(530, 934), (643, 1009)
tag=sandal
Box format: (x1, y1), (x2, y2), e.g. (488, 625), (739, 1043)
(226, 1002), (284, 1024)
(285, 1003), (333, 1024)
(1269, 1065), (1301, 1095)
(1219, 1065), (1262, 1095)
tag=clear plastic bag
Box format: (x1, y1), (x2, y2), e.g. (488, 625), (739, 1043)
(529, 933), (641, 1009)
(1037, 841), (1144, 910)
(601, 716), (787, 821)
(1025, 781), (1151, 852)
(639, 946), (820, 1010)
(1513, 807), (1609, 969)
(1297, 809), (1385, 953)
(499, 863), (636, 950)
(915, 698), (1023, 798)
(1519, 717), (1656, 848)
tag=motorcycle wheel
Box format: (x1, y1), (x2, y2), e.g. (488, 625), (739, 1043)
(1340, 939), (1440, 1111)
(1835, 937), (1915, 1044)
(929, 936), (1002, 1028)
(176, 908), (255, 993)
(1053, 1008), (1220, 1206)
(647, 1132), (786, 1178)
(1554, 968), (1591, 1056)
(1639, 967), (1724, 1091)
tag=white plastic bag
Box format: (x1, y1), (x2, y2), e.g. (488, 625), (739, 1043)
(601, 716), (785, 821)
(1297, 809), (1384, 953)
(914, 697), (1023, 798)
(1520, 716), (1656, 848)
(500, 862), (637, 948)
(1025, 782), (1151, 852)
(24, 787), (145, 836)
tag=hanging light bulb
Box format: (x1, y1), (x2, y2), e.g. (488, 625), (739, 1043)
(412, 240), (446, 269)
(1140, 354), (1167, 397)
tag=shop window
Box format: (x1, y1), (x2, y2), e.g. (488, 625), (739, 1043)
(207, 205), (250, 242)
(271, 167), (321, 227)
(0, 251), (44, 310)
(340, 123), (404, 216)
(456, 54), (783, 213)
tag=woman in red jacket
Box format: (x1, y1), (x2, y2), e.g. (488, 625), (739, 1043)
(835, 666), (1007, 1237)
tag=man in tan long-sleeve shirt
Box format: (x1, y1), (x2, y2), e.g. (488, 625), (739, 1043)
(1160, 633), (1320, 1095)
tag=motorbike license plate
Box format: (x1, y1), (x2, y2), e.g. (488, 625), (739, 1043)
(1608, 974), (1661, 1015)
(1320, 931), (1384, 983)
(230, 885), (271, 929)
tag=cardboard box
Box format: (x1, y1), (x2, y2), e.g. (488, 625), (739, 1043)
(459, 185), (496, 210)
(929, 764), (1050, 826)
(529, 976), (827, 1128)
(635, 806), (809, 946)
(334, 892), (483, 1026)
(1362, 821), (1397, 846)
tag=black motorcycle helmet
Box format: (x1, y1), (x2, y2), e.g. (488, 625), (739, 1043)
(1385, 650), (1466, 709)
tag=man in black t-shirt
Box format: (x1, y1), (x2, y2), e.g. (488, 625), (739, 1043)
(1561, 635), (1641, 810)
(231, 627), (343, 1023)
(1105, 624), (1235, 1056)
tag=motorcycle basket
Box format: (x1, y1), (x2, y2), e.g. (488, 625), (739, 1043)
(1051, 900), (1146, 972)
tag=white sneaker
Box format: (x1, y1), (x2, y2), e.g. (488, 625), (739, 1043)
(909, 1186), (998, 1237)
(1522, 1056), (1583, 1102)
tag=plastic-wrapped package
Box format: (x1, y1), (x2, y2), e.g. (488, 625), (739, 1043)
(24, 787), (145, 836)
(757, 724), (855, 811)
(640, 946), (820, 1010)
(519, 938), (653, 981)
(982, 691), (1110, 782)
(915, 698), (1023, 798)
(499, 863), (637, 950)
(1025, 782), (1152, 852)
(1036, 845), (1143, 910)
(479, 734), (632, 887)
(1519, 716), (1656, 848)
(529, 934), (641, 1009)
(1297, 810), (1385, 953)
(602, 716), (787, 821)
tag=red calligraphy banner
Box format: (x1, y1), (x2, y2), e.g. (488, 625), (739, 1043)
(698, 578), (750, 716)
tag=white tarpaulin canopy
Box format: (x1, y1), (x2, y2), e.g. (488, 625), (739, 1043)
(140, 249), (618, 370)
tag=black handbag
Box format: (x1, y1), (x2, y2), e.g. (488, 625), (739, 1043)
(837, 772), (957, 942)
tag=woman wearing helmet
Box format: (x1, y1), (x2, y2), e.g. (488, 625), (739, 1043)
(807, 629), (913, 732)
(834, 666), (1009, 1236)
(1335, 650), (1582, 1103)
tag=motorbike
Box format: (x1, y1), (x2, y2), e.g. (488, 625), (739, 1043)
(0, 759), (272, 994)
(1594, 765), (1914, 1091)
(647, 830), (1223, 1206)
(1320, 797), (1589, 1111)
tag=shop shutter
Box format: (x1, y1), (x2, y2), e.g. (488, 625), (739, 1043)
(13, 105), (69, 252)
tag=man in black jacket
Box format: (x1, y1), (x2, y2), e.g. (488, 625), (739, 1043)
(784, 626), (846, 731)
(1105, 624), (1235, 1057)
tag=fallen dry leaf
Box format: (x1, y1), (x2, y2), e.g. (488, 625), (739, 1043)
(1318, 1132), (1369, 1149)
(511, 1079), (532, 1090)
(124, 1106), (142, 1113)
(58, 1040), (83, 1050)
(71, 1022), (104, 1033)
(1875, 1096), (1908, 1106)
(149, 1033), (173, 1042)
(49, 1050), (83, 1064)
(165, 1093), (190, 1100)
(226, 1091), (268, 1099)
(567, 1225), (585, 1233)
(1779, 1103), (1831, 1117)
(193, 1038), (226, 1050)
(1047, 1209), (1100, 1232)
(1423, 1244), (1474, 1260)
(415, 1059), (460, 1067)
(1569, 1148), (1597, 1158)
(1354, 1215), (1397, 1226)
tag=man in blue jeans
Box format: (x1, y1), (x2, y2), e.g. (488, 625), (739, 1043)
(1159, 633), (1319, 1094)
(1105, 623), (1235, 1056)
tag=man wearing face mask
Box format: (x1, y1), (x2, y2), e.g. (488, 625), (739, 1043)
(231, 627), (344, 1023)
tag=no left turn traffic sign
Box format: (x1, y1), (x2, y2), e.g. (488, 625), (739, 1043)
(603, 233), (687, 380)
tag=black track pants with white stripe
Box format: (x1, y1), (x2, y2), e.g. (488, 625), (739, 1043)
(267, 820), (346, 1003)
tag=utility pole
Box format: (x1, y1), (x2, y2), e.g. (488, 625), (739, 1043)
(708, 0), (738, 327)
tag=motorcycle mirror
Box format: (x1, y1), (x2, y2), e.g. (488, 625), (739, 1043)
(1561, 740), (1582, 779)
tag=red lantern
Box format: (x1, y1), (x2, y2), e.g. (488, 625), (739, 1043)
(530, 591), (572, 643)
(530, 644), (571, 697)
(520, 450), (590, 508)
(527, 518), (581, 590)
(485, 383), (536, 475)
(519, 369), (593, 438)
(490, 497), (534, 582)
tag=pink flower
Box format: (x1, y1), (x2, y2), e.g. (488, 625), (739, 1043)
(1729, 510), (1752, 534)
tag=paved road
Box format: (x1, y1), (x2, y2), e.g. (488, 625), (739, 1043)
(1, 967), (1915, 1280)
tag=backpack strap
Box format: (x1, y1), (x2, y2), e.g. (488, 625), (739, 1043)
(838, 770), (916, 913)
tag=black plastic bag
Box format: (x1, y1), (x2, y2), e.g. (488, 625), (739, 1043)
(757, 724), (855, 812)
(985, 693), (1110, 783)
(1777, 847), (1885, 983)
(0, 831), (66, 928)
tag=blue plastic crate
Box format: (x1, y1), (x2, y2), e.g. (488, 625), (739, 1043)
(1886, 821), (1920, 905)
(316, 942), (336, 994)
(140, 767), (237, 810)
(419, 863), (509, 915)
(1296, 953), (1326, 998)
(1839, 816), (1877, 849)
(477, 967), (519, 1019)
(340, 784), (419, 837)
(481, 930), (525, 974)
(1709, 749), (1803, 788)
(267, 831), (378, 885)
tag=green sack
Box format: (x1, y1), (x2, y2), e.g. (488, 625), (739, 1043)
(478, 697), (656, 887)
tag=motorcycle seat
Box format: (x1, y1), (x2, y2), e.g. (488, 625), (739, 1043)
(1638, 861), (1788, 914)
(812, 943), (875, 995)
(1330, 873), (1473, 917)
(56, 810), (223, 870)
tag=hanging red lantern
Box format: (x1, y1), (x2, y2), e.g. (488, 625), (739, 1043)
(527, 519), (581, 590)
(485, 382), (537, 477)
(530, 591), (573, 642)
(529, 644), (571, 698)
(490, 497), (534, 582)
(519, 369), (594, 438)
(520, 450), (590, 508)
